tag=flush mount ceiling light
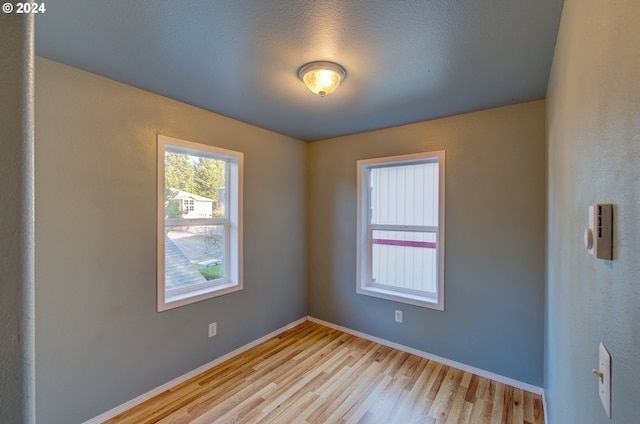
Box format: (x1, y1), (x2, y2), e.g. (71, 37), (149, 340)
(298, 61), (347, 97)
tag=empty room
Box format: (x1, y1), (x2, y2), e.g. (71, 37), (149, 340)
(1, 1), (639, 423)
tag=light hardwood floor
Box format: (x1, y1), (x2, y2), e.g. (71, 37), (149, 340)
(105, 321), (544, 424)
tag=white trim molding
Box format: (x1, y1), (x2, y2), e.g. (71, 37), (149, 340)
(356, 150), (446, 311)
(157, 134), (244, 312)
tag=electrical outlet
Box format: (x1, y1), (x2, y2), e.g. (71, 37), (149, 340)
(208, 322), (217, 338)
(394, 310), (403, 323)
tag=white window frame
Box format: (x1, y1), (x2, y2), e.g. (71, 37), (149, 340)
(157, 135), (243, 312)
(356, 151), (445, 310)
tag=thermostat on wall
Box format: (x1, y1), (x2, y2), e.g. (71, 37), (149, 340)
(584, 203), (613, 260)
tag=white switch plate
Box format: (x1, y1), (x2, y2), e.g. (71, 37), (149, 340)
(598, 342), (611, 418)
(208, 322), (217, 338)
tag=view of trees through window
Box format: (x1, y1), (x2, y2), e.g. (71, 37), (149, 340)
(165, 152), (226, 206)
(158, 135), (243, 311)
(164, 152), (227, 283)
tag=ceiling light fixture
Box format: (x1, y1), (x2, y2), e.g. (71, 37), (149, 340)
(298, 61), (347, 97)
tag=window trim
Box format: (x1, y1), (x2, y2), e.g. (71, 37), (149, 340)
(157, 135), (243, 312)
(356, 151), (445, 310)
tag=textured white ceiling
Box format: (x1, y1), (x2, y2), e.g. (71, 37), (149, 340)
(35, 0), (564, 141)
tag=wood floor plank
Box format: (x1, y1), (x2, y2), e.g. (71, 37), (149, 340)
(104, 321), (544, 424)
(511, 389), (524, 424)
(444, 382), (469, 423)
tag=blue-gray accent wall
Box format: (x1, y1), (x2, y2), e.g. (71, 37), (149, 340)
(545, 1), (640, 422)
(307, 101), (546, 387)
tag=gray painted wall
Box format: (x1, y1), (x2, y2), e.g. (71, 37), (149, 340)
(545, 1), (640, 423)
(0, 12), (35, 424)
(34, 58), (307, 423)
(308, 101), (546, 386)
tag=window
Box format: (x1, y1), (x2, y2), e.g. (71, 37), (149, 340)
(157, 135), (243, 311)
(356, 151), (445, 310)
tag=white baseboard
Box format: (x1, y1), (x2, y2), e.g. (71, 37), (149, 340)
(83, 317), (307, 424)
(307, 316), (544, 396)
(86, 315), (544, 423)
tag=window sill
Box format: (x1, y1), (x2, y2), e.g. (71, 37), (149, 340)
(159, 281), (241, 312)
(356, 286), (444, 311)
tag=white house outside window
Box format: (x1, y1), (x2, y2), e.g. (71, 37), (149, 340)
(157, 135), (243, 311)
(357, 151), (445, 310)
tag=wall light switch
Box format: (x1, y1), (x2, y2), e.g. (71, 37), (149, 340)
(594, 342), (611, 418)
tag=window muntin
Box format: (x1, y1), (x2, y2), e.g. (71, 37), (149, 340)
(357, 151), (445, 310)
(157, 135), (243, 311)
